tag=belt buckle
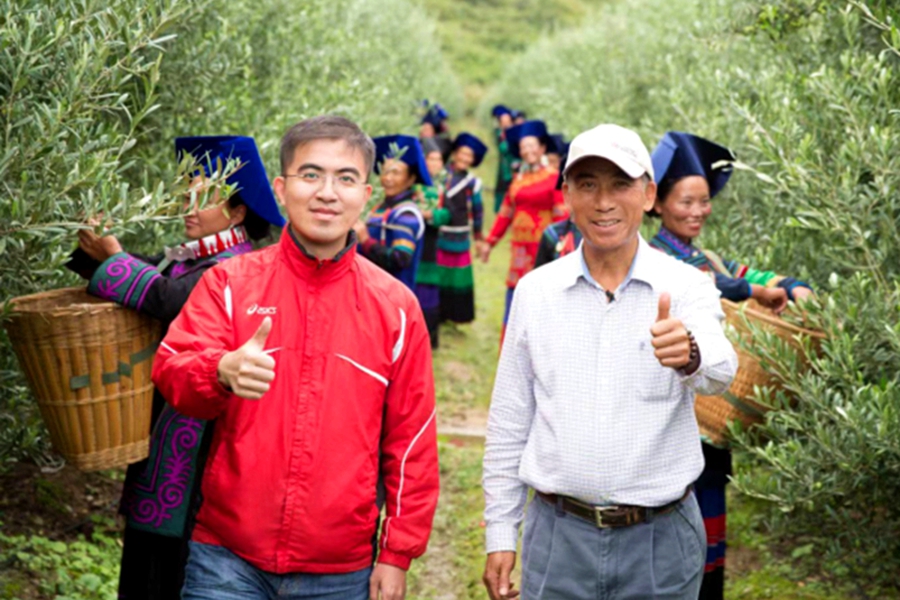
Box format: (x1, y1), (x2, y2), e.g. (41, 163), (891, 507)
(594, 506), (618, 529)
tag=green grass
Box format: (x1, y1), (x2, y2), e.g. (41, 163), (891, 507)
(407, 439), (487, 599)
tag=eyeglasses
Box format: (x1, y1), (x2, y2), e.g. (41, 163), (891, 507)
(283, 170), (364, 189)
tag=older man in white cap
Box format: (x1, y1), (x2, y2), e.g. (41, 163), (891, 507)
(481, 124), (738, 600)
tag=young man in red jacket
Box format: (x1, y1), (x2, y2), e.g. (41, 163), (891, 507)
(152, 115), (439, 600)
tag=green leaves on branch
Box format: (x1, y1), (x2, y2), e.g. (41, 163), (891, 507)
(0, 0), (460, 475)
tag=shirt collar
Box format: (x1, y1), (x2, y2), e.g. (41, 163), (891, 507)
(568, 235), (659, 292)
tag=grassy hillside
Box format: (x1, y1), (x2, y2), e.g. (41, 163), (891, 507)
(416, 0), (606, 106)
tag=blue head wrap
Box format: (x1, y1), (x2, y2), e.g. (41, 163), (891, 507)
(651, 132), (736, 199)
(420, 103), (449, 128)
(505, 120), (549, 159)
(451, 132), (489, 168)
(373, 135), (433, 187)
(175, 136), (285, 227)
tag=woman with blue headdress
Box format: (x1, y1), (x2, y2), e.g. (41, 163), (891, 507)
(355, 135), (430, 331)
(648, 131), (814, 600)
(534, 145), (583, 269)
(491, 105), (515, 213)
(478, 120), (568, 334)
(545, 133), (567, 172)
(413, 137), (450, 349)
(419, 101), (451, 144)
(72, 136), (284, 600)
(436, 132), (488, 324)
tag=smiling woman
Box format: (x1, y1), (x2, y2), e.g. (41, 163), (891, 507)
(479, 120), (567, 331)
(356, 135), (431, 292)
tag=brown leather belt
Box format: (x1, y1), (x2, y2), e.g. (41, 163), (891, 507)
(536, 487), (692, 529)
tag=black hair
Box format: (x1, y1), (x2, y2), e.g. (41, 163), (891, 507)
(645, 176), (679, 218)
(280, 115), (375, 175)
(228, 192), (271, 240)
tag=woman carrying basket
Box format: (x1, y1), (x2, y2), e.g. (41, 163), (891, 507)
(647, 131), (814, 600)
(72, 136), (284, 600)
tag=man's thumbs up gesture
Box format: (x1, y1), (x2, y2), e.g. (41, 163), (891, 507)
(650, 292), (693, 370)
(217, 317), (277, 399)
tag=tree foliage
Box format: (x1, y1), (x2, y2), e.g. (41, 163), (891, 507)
(0, 0), (461, 467)
(487, 0), (900, 587)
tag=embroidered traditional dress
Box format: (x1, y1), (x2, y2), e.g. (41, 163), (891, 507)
(413, 180), (448, 348)
(649, 223), (812, 600)
(360, 190), (425, 292)
(493, 127), (515, 213)
(82, 226), (252, 599)
(486, 165), (567, 324)
(649, 226), (810, 303)
(436, 167), (484, 323)
(534, 218), (582, 269)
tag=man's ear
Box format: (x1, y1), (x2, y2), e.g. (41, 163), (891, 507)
(643, 180), (658, 212)
(562, 181), (574, 214)
(273, 177), (287, 207)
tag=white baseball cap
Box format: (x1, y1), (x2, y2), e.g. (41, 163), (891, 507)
(563, 124), (654, 180)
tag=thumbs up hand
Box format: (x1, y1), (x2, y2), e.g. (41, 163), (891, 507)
(650, 292), (692, 370)
(217, 317), (277, 399)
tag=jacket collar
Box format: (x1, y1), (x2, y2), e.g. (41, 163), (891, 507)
(279, 226), (357, 281)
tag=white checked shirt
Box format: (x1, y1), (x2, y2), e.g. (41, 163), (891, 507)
(483, 236), (738, 553)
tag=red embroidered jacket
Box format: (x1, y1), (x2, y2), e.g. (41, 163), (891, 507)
(486, 166), (568, 288)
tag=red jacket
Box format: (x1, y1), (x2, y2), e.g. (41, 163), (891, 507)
(151, 231), (439, 573)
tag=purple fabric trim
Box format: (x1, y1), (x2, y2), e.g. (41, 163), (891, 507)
(169, 262), (189, 278)
(133, 409), (179, 494)
(94, 255), (138, 301)
(123, 265), (157, 307)
(127, 413), (204, 527)
(167, 241), (253, 278)
(135, 273), (162, 310)
(656, 225), (696, 258)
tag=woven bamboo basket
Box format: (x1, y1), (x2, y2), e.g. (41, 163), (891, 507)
(2, 287), (161, 471)
(696, 299), (825, 446)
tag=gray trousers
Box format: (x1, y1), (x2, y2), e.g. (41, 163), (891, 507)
(521, 492), (706, 600)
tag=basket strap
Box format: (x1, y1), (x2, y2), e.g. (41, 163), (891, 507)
(69, 374), (91, 390)
(70, 341), (160, 390)
(721, 391), (767, 419)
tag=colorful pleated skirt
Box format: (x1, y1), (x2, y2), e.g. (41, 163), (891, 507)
(695, 442), (731, 600)
(436, 229), (475, 324)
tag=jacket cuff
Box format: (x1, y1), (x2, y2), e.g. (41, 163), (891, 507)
(377, 549), (412, 571)
(776, 277), (812, 301)
(196, 349), (233, 409)
(485, 523), (519, 554)
(88, 252), (161, 310)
